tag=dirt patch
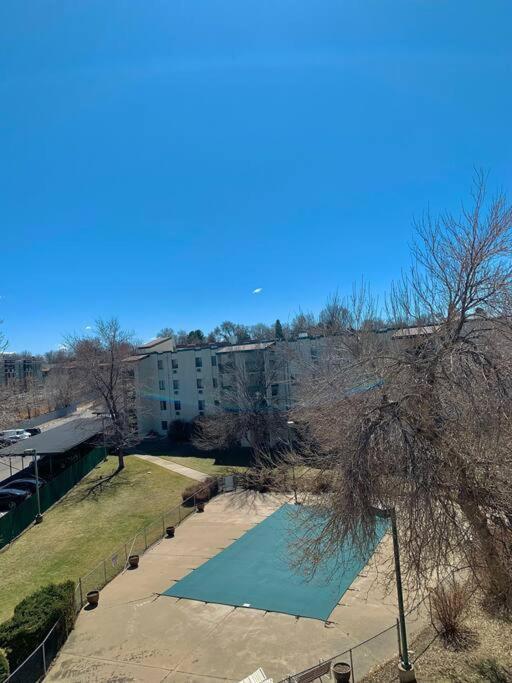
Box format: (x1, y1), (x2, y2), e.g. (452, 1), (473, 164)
(362, 597), (512, 682)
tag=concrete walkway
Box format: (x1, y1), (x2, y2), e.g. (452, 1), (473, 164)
(133, 454), (208, 482)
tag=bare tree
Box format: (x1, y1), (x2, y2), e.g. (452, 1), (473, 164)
(66, 318), (137, 471)
(193, 345), (288, 457)
(156, 327), (174, 339)
(293, 175), (512, 610)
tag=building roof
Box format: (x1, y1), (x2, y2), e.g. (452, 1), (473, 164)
(0, 417), (103, 456)
(137, 336), (173, 349)
(122, 354), (149, 363)
(392, 325), (439, 339)
(217, 341), (276, 354)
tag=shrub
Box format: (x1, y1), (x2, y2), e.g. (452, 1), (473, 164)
(236, 467), (287, 493)
(303, 470), (333, 494)
(181, 477), (218, 506)
(430, 577), (472, 648)
(474, 658), (512, 683)
(0, 648), (9, 683)
(168, 419), (194, 443)
(0, 581), (76, 669)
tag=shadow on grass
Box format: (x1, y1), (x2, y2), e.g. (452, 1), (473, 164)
(128, 439), (253, 469)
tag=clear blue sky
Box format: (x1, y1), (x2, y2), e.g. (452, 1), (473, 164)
(1, 1), (511, 353)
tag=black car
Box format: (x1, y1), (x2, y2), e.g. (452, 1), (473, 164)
(5, 477), (45, 493)
(0, 488), (30, 511)
(25, 428), (42, 437)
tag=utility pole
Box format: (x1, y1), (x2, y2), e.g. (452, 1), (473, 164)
(25, 448), (43, 524)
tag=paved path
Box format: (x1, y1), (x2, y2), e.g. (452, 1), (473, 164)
(133, 454), (208, 482)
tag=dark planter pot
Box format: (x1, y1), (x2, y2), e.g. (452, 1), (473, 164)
(196, 502), (205, 513)
(86, 590), (99, 607)
(166, 526), (175, 538)
(332, 662), (351, 682)
(128, 554), (140, 569)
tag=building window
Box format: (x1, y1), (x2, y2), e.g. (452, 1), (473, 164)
(160, 400), (167, 410)
(171, 359), (178, 369)
(214, 399), (220, 406)
(173, 380), (179, 391)
(195, 357), (202, 369)
(174, 400), (181, 411)
(161, 420), (168, 431)
(175, 411), (181, 416)
(157, 360), (163, 370)
(198, 400), (205, 411)
(197, 378), (203, 389)
(211, 356), (217, 367)
(212, 377), (218, 388)
(271, 384), (279, 397)
(159, 380), (165, 391)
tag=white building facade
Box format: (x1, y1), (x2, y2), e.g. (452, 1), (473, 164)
(127, 334), (328, 437)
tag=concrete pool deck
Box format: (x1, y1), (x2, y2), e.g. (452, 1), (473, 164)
(47, 492), (426, 682)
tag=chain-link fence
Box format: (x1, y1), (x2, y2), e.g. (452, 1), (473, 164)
(279, 621), (400, 683)
(75, 478), (218, 609)
(4, 618), (67, 683)
(280, 595), (430, 683)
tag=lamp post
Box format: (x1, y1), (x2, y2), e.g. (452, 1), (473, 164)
(371, 504), (415, 682)
(24, 448), (43, 524)
(286, 420), (298, 505)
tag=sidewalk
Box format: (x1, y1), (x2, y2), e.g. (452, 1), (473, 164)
(133, 454), (208, 482)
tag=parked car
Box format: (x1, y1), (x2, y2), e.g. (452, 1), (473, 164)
(0, 429), (32, 443)
(3, 477), (45, 493)
(25, 428), (42, 437)
(0, 488), (31, 511)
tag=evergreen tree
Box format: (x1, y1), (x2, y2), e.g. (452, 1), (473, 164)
(275, 319), (285, 340)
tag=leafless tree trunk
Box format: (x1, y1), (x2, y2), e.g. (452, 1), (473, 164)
(66, 318), (137, 471)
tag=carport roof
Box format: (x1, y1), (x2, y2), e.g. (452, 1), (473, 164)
(0, 417), (103, 456)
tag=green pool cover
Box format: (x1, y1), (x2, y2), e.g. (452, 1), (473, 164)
(163, 504), (387, 621)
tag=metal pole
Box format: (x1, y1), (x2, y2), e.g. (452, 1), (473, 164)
(42, 638), (47, 674)
(79, 578), (84, 607)
(9, 456), (12, 476)
(287, 420), (298, 504)
(349, 649), (354, 681)
(25, 449), (43, 523)
(390, 509), (410, 670)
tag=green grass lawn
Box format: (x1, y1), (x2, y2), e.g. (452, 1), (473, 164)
(131, 439), (251, 476)
(0, 455), (191, 623)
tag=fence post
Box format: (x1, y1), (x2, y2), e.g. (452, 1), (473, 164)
(396, 618), (402, 660)
(42, 638), (47, 674)
(144, 527), (147, 550)
(78, 577), (84, 607)
(103, 558), (107, 584)
(349, 649), (354, 682)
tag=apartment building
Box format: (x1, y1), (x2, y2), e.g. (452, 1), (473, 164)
(0, 355), (44, 388)
(127, 333), (327, 436)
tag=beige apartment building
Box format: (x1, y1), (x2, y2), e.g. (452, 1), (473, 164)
(126, 333), (327, 436)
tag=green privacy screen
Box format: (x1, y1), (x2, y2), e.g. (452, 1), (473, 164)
(0, 447), (105, 549)
(163, 504), (388, 621)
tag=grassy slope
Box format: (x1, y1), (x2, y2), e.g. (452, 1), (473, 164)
(0, 455), (190, 623)
(131, 439), (251, 476)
